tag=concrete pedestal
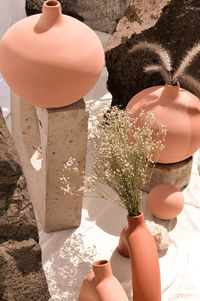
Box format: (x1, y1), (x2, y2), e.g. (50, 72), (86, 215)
(141, 156), (193, 193)
(11, 91), (88, 232)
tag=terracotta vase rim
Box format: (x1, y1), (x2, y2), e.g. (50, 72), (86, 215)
(127, 211), (143, 219)
(93, 259), (109, 267)
(44, 0), (60, 7)
(93, 260), (112, 283)
(165, 81), (180, 89)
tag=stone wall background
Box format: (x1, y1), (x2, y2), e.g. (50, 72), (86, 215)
(0, 109), (50, 300)
(26, 0), (130, 33)
(105, 0), (200, 108)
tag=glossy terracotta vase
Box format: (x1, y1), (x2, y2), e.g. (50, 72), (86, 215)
(0, 0), (104, 108)
(126, 83), (200, 163)
(80, 260), (129, 301)
(118, 212), (161, 301)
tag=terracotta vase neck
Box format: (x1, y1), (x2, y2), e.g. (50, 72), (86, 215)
(160, 82), (180, 103)
(127, 212), (145, 231)
(34, 0), (62, 33)
(93, 260), (112, 283)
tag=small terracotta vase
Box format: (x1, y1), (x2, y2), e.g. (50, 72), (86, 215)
(126, 83), (200, 164)
(118, 212), (161, 301)
(80, 260), (129, 301)
(148, 183), (184, 220)
(0, 0), (104, 108)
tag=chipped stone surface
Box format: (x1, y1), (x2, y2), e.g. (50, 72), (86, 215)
(0, 239), (50, 301)
(106, 0), (170, 51)
(105, 0), (200, 109)
(141, 157), (193, 193)
(11, 92), (88, 232)
(26, 0), (129, 33)
(0, 108), (50, 300)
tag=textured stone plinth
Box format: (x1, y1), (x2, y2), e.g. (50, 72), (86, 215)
(141, 157), (193, 193)
(11, 92), (88, 232)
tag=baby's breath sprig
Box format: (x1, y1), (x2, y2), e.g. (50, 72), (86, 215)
(60, 107), (166, 217)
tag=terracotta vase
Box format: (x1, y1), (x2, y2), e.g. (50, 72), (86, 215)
(148, 183), (184, 220)
(80, 260), (129, 301)
(118, 212), (161, 301)
(0, 0), (104, 108)
(126, 83), (200, 164)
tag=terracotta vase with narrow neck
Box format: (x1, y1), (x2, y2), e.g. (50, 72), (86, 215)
(80, 260), (129, 301)
(126, 83), (200, 163)
(0, 0), (104, 108)
(118, 212), (161, 301)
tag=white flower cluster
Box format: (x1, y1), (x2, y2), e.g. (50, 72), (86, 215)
(60, 107), (166, 216)
(86, 107), (166, 216)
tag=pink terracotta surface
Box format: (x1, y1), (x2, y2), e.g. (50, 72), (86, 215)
(0, 0), (104, 108)
(118, 212), (161, 301)
(79, 260), (129, 301)
(148, 183), (184, 220)
(126, 83), (200, 163)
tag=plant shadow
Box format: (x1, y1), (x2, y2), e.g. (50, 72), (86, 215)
(41, 228), (97, 301)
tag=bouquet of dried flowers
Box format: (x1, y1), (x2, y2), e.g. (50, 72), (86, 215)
(60, 107), (166, 216)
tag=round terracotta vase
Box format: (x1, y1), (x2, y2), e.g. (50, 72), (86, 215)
(80, 260), (129, 301)
(118, 212), (161, 301)
(126, 83), (200, 164)
(148, 183), (184, 220)
(0, 0), (104, 108)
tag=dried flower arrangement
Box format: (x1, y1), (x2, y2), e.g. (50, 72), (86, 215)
(129, 41), (200, 98)
(60, 107), (166, 216)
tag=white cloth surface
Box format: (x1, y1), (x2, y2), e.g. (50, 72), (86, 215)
(0, 5), (200, 301)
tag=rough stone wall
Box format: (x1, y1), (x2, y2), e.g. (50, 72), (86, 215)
(105, 0), (200, 108)
(0, 109), (50, 300)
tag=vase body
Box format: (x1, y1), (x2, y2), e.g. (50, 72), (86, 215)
(80, 260), (129, 301)
(126, 83), (200, 163)
(118, 212), (161, 301)
(147, 183), (184, 220)
(0, 0), (104, 108)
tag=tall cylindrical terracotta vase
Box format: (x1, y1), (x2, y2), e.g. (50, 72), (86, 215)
(118, 212), (161, 301)
(80, 260), (129, 301)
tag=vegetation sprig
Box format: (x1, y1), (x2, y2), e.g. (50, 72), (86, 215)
(60, 107), (166, 216)
(129, 41), (200, 97)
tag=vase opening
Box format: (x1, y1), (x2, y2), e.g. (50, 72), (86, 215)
(94, 260), (108, 266)
(128, 211), (142, 218)
(45, 0), (60, 7)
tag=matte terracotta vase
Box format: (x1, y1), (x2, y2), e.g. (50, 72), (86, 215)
(0, 0), (104, 108)
(118, 212), (161, 301)
(148, 183), (184, 220)
(126, 83), (200, 164)
(80, 260), (129, 301)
